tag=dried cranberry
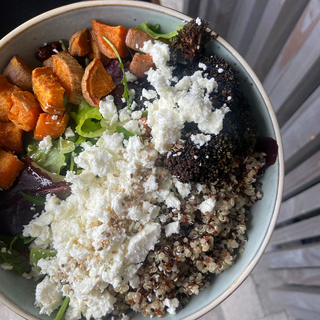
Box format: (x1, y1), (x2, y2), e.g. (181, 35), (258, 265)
(35, 41), (62, 62)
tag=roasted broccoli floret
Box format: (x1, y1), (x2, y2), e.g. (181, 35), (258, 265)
(163, 20), (258, 183)
(170, 19), (216, 61)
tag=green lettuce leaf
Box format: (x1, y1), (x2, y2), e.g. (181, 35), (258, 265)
(0, 234), (32, 275)
(28, 137), (75, 174)
(135, 22), (181, 40)
(70, 100), (106, 138)
(21, 192), (46, 206)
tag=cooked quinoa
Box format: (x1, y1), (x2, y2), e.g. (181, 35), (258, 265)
(111, 152), (265, 317)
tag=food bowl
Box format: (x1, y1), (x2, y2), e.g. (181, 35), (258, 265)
(0, 1), (284, 319)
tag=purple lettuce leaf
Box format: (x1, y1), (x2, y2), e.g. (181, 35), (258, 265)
(0, 157), (71, 236)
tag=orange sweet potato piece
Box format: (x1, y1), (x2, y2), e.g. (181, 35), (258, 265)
(81, 58), (116, 107)
(32, 67), (65, 115)
(125, 28), (155, 52)
(8, 91), (42, 131)
(0, 148), (25, 189)
(3, 56), (33, 92)
(69, 28), (91, 57)
(0, 121), (24, 154)
(34, 112), (70, 140)
(91, 20), (129, 59)
(89, 30), (110, 66)
(0, 74), (22, 122)
(52, 51), (84, 105)
(129, 53), (155, 78)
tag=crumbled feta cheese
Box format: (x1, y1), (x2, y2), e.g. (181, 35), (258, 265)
(131, 110), (143, 120)
(75, 143), (115, 177)
(64, 126), (75, 139)
(175, 180), (191, 198)
(199, 62), (207, 70)
(126, 223), (161, 264)
(1, 262), (13, 270)
(164, 221), (180, 237)
(199, 198), (216, 214)
(195, 17), (202, 25)
(99, 95), (119, 125)
(125, 70), (138, 82)
(38, 136), (52, 151)
(163, 297), (180, 314)
(191, 133), (211, 146)
(35, 276), (63, 315)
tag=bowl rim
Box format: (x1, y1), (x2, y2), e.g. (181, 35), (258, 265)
(0, 1), (284, 320)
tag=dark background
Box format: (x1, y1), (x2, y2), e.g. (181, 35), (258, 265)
(0, 0), (152, 40)
(0, 1), (80, 39)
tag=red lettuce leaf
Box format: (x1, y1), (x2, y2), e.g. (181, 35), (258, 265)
(0, 157), (71, 236)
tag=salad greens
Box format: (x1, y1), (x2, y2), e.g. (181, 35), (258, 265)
(0, 235), (32, 275)
(71, 100), (106, 138)
(28, 137), (75, 175)
(54, 297), (70, 320)
(21, 192), (46, 206)
(136, 22), (181, 40)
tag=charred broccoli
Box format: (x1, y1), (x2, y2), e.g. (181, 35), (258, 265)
(170, 19), (216, 61)
(163, 19), (258, 183)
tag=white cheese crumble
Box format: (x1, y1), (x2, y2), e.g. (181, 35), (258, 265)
(35, 276), (63, 315)
(199, 197), (216, 214)
(64, 126), (75, 139)
(164, 221), (180, 237)
(191, 133), (212, 146)
(163, 297), (180, 314)
(175, 180), (191, 198)
(1, 262), (13, 270)
(38, 135), (52, 151)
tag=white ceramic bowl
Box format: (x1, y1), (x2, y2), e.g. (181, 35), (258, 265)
(0, 1), (284, 319)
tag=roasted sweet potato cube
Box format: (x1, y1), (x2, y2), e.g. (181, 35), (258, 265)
(52, 51), (84, 105)
(3, 56), (33, 92)
(0, 74), (22, 122)
(0, 148), (24, 189)
(129, 53), (155, 78)
(81, 58), (116, 107)
(34, 112), (70, 140)
(125, 28), (155, 52)
(69, 28), (91, 57)
(91, 20), (129, 59)
(0, 121), (24, 154)
(8, 91), (42, 131)
(32, 67), (65, 115)
(89, 30), (110, 66)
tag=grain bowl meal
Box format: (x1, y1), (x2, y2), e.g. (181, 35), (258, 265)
(0, 14), (278, 320)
